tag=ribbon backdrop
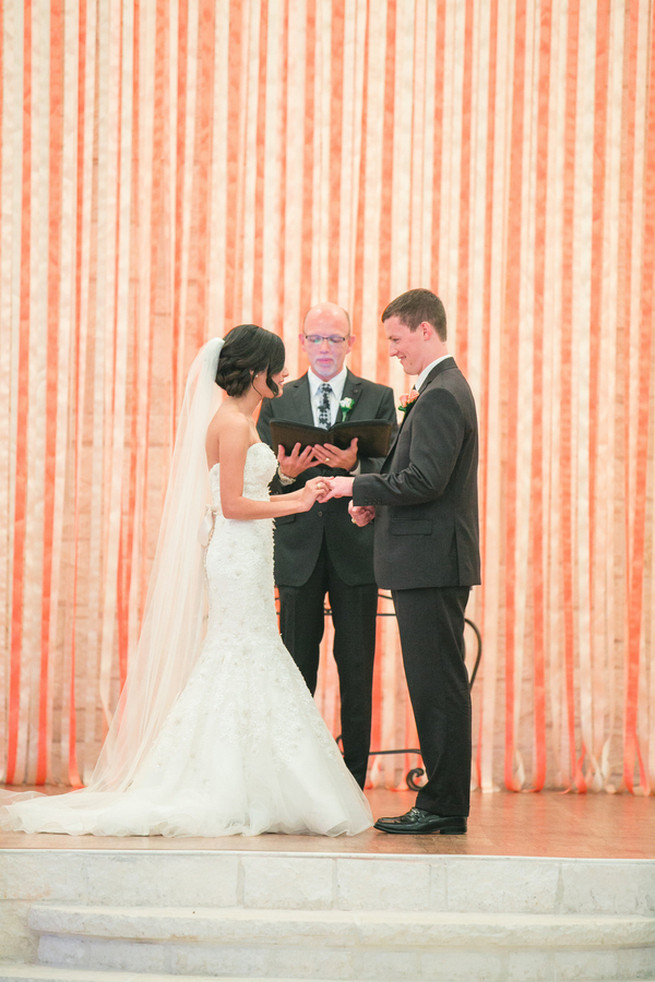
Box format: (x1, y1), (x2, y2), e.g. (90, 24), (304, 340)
(1, 0), (653, 794)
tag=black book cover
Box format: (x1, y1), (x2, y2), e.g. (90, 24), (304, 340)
(269, 419), (393, 457)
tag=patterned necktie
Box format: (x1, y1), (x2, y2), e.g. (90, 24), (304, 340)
(317, 383), (332, 428)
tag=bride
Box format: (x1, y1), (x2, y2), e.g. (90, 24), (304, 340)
(0, 326), (372, 837)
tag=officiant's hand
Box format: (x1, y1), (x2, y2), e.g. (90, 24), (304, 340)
(277, 442), (316, 479)
(310, 438), (358, 472)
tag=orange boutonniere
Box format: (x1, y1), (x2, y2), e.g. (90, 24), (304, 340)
(398, 390), (419, 413)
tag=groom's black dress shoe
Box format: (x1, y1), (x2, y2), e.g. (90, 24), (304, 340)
(374, 807), (467, 835)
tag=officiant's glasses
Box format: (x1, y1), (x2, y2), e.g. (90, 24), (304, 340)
(304, 334), (348, 346)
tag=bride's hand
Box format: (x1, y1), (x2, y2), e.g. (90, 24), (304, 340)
(299, 477), (330, 511)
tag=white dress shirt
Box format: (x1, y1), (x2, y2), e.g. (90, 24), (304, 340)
(415, 354), (451, 392)
(307, 366), (360, 474)
(307, 367), (348, 427)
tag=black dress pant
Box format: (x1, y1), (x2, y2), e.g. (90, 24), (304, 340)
(277, 544), (378, 789)
(391, 585), (472, 816)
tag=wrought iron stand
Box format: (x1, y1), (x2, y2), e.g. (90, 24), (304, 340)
(334, 591), (482, 790)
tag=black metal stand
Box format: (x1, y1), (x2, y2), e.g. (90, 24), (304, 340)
(333, 591), (483, 790)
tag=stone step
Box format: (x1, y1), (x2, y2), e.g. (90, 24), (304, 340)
(0, 971), (342, 982)
(26, 903), (655, 981)
(29, 902), (655, 948)
(1, 973), (654, 982)
(4, 850), (654, 916)
(3, 850), (654, 980)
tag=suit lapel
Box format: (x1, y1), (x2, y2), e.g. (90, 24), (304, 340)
(288, 375), (314, 422)
(383, 358), (456, 465)
(384, 407), (406, 465)
(392, 386), (419, 444)
(419, 356), (456, 392)
(338, 370), (362, 421)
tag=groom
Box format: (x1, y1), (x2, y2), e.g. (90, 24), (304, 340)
(323, 289), (480, 834)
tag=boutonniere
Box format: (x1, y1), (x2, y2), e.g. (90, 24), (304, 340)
(398, 390), (419, 413)
(339, 397), (355, 420)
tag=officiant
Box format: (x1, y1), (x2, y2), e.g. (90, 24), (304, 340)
(257, 303), (397, 788)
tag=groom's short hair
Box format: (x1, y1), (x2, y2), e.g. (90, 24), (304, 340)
(382, 289), (447, 341)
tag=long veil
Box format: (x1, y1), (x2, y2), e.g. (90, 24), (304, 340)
(88, 337), (224, 791)
(2, 338), (223, 801)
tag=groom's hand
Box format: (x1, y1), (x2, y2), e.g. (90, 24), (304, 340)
(349, 501), (375, 526)
(321, 476), (355, 500)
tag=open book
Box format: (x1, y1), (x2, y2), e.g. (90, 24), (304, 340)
(269, 419), (393, 458)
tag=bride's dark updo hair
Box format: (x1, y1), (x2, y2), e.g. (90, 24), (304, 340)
(215, 324), (286, 397)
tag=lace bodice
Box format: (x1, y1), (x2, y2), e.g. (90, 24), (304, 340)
(209, 442), (277, 515)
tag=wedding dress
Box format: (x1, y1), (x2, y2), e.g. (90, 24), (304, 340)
(0, 441), (372, 837)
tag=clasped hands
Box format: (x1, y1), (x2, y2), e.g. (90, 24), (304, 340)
(278, 438), (375, 526)
(312, 476), (375, 527)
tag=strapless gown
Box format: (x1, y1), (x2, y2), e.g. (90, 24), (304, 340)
(0, 443), (372, 837)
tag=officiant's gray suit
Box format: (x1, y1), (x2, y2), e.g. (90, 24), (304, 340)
(257, 369), (397, 787)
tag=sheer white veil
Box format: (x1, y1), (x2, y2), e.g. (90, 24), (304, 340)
(86, 337), (224, 791)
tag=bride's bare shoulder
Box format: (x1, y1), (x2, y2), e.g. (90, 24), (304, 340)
(206, 402), (251, 465)
(211, 403), (251, 433)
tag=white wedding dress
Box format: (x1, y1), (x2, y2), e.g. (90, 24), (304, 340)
(0, 443), (372, 837)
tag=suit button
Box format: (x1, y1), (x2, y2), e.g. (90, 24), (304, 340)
(317, 510), (323, 517)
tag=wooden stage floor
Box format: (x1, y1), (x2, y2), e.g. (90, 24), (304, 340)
(1, 788), (653, 860)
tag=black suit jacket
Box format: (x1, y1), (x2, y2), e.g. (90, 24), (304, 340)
(352, 357), (480, 590)
(257, 370), (397, 587)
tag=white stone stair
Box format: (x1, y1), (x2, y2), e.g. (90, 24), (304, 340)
(0, 973), (347, 982)
(1, 849), (654, 980)
(0, 972), (339, 982)
(9, 903), (655, 980)
(2, 974), (654, 982)
(0, 973), (315, 982)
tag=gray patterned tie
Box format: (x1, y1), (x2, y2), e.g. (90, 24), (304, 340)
(318, 383), (332, 428)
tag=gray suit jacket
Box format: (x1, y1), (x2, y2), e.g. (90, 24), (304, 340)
(257, 370), (397, 587)
(352, 357), (480, 590)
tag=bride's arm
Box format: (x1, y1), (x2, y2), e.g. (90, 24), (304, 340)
(218, 416), (320, 520)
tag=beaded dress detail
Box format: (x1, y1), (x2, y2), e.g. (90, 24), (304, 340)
(0, 443), (372, 837)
